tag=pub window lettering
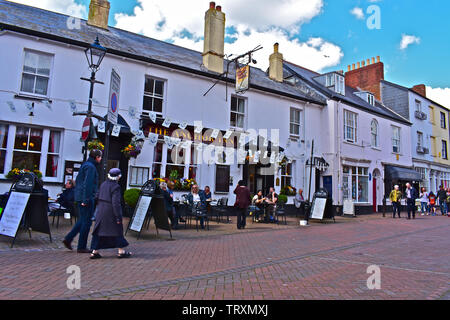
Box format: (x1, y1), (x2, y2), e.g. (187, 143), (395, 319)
(143, 77), (165, 114)
(20, 50), (53, 96)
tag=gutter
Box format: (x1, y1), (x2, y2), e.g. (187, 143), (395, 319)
(0, 22), (326, 107)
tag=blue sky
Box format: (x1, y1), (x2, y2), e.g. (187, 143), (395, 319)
(12, 0), (450, 105)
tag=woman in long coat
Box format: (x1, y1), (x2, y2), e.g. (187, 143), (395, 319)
(90, 168), (131, 259)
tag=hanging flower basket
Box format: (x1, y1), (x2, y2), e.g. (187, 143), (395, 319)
(121, 142), (142, 159)
(88, 140), (104, 151)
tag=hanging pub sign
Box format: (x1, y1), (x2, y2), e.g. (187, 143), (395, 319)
(236, 65), (250, 93)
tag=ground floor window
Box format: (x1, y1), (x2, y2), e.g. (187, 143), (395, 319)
(343, 166), (369, 203)
(1, 123), (62, 180)
(280, 162), (293, 189)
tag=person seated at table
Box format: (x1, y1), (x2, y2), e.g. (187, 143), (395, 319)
(265, 187), (278, 222)
(48, 180), (75, 215)
(294, 188), (305, 216)
(251, 190), (266, 221)
(187, 184), (207, 229)
(204, 186), (212, 201)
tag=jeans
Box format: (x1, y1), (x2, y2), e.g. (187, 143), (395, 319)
(236, 207), (247, 229)
(421, 202), (428, 214)
(392, 202), (401, 218)
(439, 201), (447, 214)
(64, 199), (94, 250)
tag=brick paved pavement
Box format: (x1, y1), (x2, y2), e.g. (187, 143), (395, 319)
(0, 214), (449, 300)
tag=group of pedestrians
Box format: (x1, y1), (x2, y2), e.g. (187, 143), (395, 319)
(390, 183), (450, 219)
(62, 149), (132, 259)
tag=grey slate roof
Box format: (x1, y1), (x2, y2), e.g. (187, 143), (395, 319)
(284, 61), (412, 125)
(0, 0), (326, 105)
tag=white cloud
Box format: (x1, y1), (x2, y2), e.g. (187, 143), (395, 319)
(350, 7), (365, 20)
(9, 0), (86, 18)
(400, 34), (420, 50)
(114, 0), (343, 72)
(426, 87), (450, 109)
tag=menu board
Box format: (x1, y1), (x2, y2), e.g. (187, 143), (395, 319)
(0, 192), (30, 238)
(343, 199), (355, 216)
(310, 197), (327, 220)
(130, 196), (152, 232)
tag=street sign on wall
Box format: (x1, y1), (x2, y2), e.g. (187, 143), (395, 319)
(81, 117), (90, 141)
(108, 69), (121, 125)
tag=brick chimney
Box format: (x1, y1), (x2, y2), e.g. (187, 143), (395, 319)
(269, 43), (284, 82)
(87, 0), (110, 30)
(202, 2), (226, 74)
(411, 84), (426, 97)
(345, 56), (384, 101)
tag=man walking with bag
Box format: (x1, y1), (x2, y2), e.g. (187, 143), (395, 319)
(405, 183), (418, 220)
(63, 149), (102, 253)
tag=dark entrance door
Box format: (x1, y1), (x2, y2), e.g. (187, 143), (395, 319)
(244, 164), (274, 196)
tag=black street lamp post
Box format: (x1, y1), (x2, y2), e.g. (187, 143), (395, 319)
(73, 36), (107, 161)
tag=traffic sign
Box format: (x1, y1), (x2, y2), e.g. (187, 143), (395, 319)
(108, 69), (120, 125)
(81, 117), (90, 141)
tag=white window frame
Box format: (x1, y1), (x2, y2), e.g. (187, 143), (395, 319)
(343, 166), (369, 203)
(20, 49), (54, 98)
(143, 76), (166, 115)
(417, 131), (423, 148)
(0, 124), (9, 175)
(290, 108), (302, 137)
(442, 140), (448, 160)
(441, 112), (447, 129)
(281, 161), (294, 189)
(230, 96), (247, 130)
(371, 119), (379, 148)
(367, 93), (375, 106)
(392, 126), (401, 154)
(415, 100), (422, 112)
(344, 110), (358, 143)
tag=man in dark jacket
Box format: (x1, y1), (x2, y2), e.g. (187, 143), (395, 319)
(63, 149), (102, 253)
(234, 180), (251, 230)
(405, 183), (418, 220)
(437, 185), (447, 215)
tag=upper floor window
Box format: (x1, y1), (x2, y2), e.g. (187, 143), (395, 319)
(20, 50), (53, 96)
(415, 100), (422, 112)
(441, 112), (447, 129)
(392, 126), (401, 154)
(429, 106), (435, 124)
(0, 124), (8, 174)
(371, 120), (379, 148)
(290, 108), (302, 137)
(367, 93), (375, 106)
(344, 110), (357, 143)
(143, 77), (165, 114)
(417, 131), (423, 148)
(443, 140), (448, 160)
(230, 96), (246, 129)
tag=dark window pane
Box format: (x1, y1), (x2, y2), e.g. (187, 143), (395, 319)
(48, 131), (61, 153)
(21, 73), (35, 93)
(12, 151), (41, 171)
(153, 98), (163, 113)
(153, 142), (163, 163)
(14, 127), (29, 150)
(237, 114), (244, 128)
(230, 113), (237, 127)
(46, 154), (59, 177)
(29, 129), (43, 151)
(0, 150), (6, 174)
(144, 78), (154, 93)
(215, 165), (230, 193)
(154, 80), (164, 96)
(189, 166), (197, 180)
(152, 163), (161, 178)
(0, 124), (8, 149)
(237, 99), (245, 113)
(143, 95), (153, 111)
(231, 97), (237, 111)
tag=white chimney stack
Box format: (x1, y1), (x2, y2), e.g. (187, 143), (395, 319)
(202, 2), (226, 74)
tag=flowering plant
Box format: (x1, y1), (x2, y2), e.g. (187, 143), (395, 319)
(280, 186), (297, 196)
(88, 140), (104, 151)
(121, 141), (142, 158)
(6, 168), (43, 180)
(153, 177), (197, 191)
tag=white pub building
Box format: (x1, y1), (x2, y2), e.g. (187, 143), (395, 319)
(0, 0), (327, 205)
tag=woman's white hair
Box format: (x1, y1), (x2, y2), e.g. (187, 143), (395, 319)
(108, 173), (122, 181)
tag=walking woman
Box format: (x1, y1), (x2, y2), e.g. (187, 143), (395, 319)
(419, 187), (429, 216)
(90, 168), (131, 259)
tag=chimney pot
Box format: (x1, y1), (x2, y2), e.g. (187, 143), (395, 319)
(367, 59), (370, 65)
(269, 43), (283, 82)
(372, 57), (375, 64)
(376, 56), (380, 63)
(210, 2), (216, 9)
(87, 0), (110, 30)
(347, 65), (351, 72)
(274, 43), (279, 53)
(352, 64), (355, 70)
(362, 61), (366, 67)
(357, 62), (361, 69)
(216, 5), (222, 11)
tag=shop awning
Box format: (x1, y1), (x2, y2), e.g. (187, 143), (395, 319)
(385, 166), (422, 181)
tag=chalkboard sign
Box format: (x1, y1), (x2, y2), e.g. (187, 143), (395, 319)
(0, 192), (30, 238)
(129, 195), (152, 232)
(343, 199), (355, 216)
(310, 197), (327, 220)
